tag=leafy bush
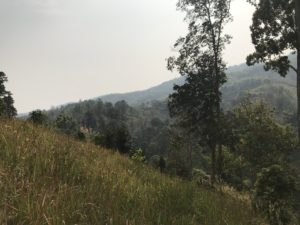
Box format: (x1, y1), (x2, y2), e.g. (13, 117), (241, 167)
(29, 110), (48, 125)
(131, 148), (146, 163)
(253, 165), (298, 225)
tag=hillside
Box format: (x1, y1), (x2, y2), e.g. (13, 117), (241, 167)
(100, 78), (185, 106)
(0, 119), (265, 225)
(99, 59), (297, 112)
(42, 56), (298, 162)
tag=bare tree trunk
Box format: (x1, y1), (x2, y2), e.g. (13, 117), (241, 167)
(296, 0), (300, 141)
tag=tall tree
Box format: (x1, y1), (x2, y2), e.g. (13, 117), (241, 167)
(0, 72), (17, 118)
(115, 124), (132, 154)
(168, 0), (232, 183)
(246, 0), (300, 140)
(3, 93), (17, 118)
(55, 114), (78, 135)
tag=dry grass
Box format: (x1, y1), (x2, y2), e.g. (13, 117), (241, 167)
(0, 119), (266, 225)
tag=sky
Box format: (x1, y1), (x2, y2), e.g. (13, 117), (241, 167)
(0, 0), (254, 113)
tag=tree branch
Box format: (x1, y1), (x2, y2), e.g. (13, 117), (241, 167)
(289, 64), (298, 73)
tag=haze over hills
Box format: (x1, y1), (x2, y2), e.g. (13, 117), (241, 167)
(43, 55), (299, 174)
(20, 56), (297, 125)
(98, 57), (297, 112)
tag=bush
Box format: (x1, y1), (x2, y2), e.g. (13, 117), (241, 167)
(29, 110), (48, 125)
(131, 148), (146, 163)
(192, 169), (211, 186)
(253, 165), (298, 225)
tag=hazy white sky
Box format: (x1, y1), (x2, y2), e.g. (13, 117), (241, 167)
(0, 0), (254, 113)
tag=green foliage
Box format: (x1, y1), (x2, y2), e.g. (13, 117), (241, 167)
(221, 148), (251, 191)
(0, 71), (17, 118)
(159, 156), (166, 173)
(115, 124), (132, 154)
(233, 100), (297, 172)
(222, 65), (297, 125)
(47, 99), (169, 158)
(168, 68), (223, 142)
(130, 148), (146, 163)
(82, 111), (97, 129)
(148, 155), (161, 168)
(253, 165), (298, 225)
(246, 0), (296, 76)
(76, 130), (86, 141)
(246, 0), (300, 139)
(167, 132), (194, 178)
(211, 99), (300, 198)
(93, 123), (132, 154)
(192, 169), (211, 186)
(54, 114), (78, 135)
(29, 110), (48, 125)
(0, 119), (265, 225)
(168, 0), (232, 183)
(134, 115), (170, 158)
(94, 133), (106, 146)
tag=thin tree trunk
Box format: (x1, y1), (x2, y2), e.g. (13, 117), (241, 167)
(217, 144), (223, 179)
(211, 143), (216, 185)
(297, 52), (300, 141)
(215, 82), (223, 181)
(296, 0), (300, 141)
(187, 139), (193, 179)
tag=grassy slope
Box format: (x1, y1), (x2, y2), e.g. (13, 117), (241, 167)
(0, 120), (265, 225)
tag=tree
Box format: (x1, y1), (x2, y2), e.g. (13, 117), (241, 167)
(246, 0), (300, 140)
(159, 156), (166, 173)
(0, 72), (7, 96)
(234, 101), (296, 172)
(115, 124), (132, 154)
(168, 128), (198, 178)
(114, 100), (130, 121)
(55, 114), (78, 135)
(76, 131), (86, 141)
(0, 72), (17, 118)
(29, 110), (48, 125)
(82, 111), (97, 130)
(167, 132), (192, 178)
(167, 0), (232, 184)
(223, 100), (297, 189)
(94, 133), (106, 147)
(3, 93), (17, 118)
(96, 122), (132, 154)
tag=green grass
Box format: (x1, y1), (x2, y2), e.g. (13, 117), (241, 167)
(0, 119), (265, 225)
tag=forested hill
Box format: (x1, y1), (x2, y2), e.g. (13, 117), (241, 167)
(99, 78), (185, 105)
(42, 55), (298, 165)
(99, 56), (297, 113)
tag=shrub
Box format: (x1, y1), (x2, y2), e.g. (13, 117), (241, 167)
(253, 165), (298, 225)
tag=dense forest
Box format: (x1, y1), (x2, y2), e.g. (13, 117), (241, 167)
(35, 57), (298, 161)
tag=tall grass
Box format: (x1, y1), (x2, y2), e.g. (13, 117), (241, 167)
(0, 119), (265, 225)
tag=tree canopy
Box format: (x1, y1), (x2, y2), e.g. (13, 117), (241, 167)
(0, 72), (17, 118)
(246, 0), (300, 140)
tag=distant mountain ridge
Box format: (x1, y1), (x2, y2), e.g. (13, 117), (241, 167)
(98, 57), (297, 108)
(99, 78), (185, 105)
